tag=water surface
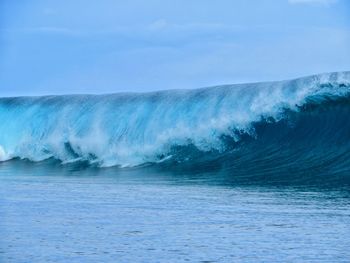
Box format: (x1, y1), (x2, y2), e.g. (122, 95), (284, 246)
(1, 161), (349, 262)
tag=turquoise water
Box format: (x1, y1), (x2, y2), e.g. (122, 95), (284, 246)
(1, 72), (350, 262)
(1, 161), (349, 262)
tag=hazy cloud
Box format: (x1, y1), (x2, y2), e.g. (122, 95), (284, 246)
(1, 0), (349, 95)
(288, 0), (337, 5)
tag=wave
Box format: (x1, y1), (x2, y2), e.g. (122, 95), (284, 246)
(0, 71), (350, 174)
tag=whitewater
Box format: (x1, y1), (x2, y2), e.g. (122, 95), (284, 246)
(0, 71), (349, 167)
(2, 72), (350, 262)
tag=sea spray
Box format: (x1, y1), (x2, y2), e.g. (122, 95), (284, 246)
(0, 145), (5, 161)
(0, 71), (349, 167)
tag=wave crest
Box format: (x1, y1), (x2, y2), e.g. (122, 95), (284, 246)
(0, 71), (349, 167)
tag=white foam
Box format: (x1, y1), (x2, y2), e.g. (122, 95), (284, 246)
(0, 145), (6, 161)
(0, 71), (349, 167)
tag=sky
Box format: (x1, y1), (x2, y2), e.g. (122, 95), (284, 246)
(0, 0), (349, 96)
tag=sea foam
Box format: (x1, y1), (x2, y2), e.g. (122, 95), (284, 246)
(0, 71), (349, 167)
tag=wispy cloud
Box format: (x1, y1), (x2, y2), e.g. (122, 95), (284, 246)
(288, 0), (337, 5)
(0, 27), (80, 36)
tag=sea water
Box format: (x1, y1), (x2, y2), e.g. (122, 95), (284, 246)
(0, 161), (350, 262)
(1, 72), (350, 262)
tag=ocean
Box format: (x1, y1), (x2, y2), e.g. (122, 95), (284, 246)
(1, 72), (350, 262)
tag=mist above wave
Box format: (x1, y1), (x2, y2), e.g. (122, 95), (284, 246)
(0, 71), (349, 167)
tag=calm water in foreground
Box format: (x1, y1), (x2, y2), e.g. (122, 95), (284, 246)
(0, 161), (350, 262)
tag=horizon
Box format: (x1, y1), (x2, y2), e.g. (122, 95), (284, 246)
(1, 2), (350, 262)
(0, 70), (348, 98)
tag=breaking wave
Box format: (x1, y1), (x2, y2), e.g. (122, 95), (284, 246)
(0, 71), (349, 175)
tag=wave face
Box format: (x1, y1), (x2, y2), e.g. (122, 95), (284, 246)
(0, 72), (350, 173)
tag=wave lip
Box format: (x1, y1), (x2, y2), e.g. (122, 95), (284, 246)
(0, 71), (349, 168)
(0, 145), (7, 161)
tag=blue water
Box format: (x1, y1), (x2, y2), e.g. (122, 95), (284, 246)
(1, 72), (350, 262)
(1, 162), (350, 262)
(0, 71), (349, 168)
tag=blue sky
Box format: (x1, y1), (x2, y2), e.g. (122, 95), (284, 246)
(0, 0), (349, 96)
